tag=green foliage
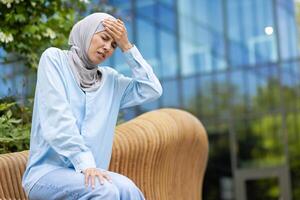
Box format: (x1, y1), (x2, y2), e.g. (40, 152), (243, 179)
(0, 0), (87, 68)
(0, 98), (32, 154)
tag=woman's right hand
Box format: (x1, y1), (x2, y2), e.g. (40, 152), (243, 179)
(82, 168), (112, 189)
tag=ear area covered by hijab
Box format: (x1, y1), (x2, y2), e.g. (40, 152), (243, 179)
(67, 13), (117, 92)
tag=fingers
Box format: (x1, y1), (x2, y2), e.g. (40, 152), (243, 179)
(102, 20), (121, 33)
(85, 170), (89, 187)
(91, 172), (96, 189)
(102, 18), (131, 51)
(102, 171), (113, 183)
(102, 19), (126, 40)
(83, 168), (112, 190)
(104, 25), (120, 40)
(104, 18), (125, 30)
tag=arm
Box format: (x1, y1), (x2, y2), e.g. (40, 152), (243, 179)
(117, 45), (163, 109)
(102, 19), (163, 109)
(37, 48), (96, 173)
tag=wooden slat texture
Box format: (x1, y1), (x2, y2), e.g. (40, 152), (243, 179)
(0, 108), (208, 200)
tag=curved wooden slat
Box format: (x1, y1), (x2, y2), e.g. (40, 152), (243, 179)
(0, 108), (208, 200)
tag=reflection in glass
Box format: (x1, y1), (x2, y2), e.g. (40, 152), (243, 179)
(136, 18), (160, 76)
(236, 117), (285, 168)
(136, 0), (156, 21)
(161, 79), (180, 107)
(139, 99), (159, 113)
(158, 0), (174, 7)
(214, 72), (230, 120)
(287, 112), (300, 198)
(227, 0), (278, 66)
(159, 30), (177, 78)
(182, 76), (197, 114)
(230, 70), (248, 116)
(246, 178), (280, 200)
(178, 0), (225, 75)
(157, 3), (175, 32)
(281, 61), (300, 110)
(203, 130), (232, 200)
(197, 75), (216, 118)
(277, 0), (298, 59)
(252, 65), (280, 113)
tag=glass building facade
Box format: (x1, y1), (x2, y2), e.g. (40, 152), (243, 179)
(1, 0), (300, 199)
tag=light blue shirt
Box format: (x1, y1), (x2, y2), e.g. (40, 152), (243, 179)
(22, 46), (162, 195)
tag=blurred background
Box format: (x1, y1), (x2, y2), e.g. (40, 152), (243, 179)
(1, 0), (300, 199)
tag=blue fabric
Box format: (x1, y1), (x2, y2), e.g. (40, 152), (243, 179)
(28, 168), (145, 200)
(22, 45), (162, 197)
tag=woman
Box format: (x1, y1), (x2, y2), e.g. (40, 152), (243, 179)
(22, 12), (162, 200)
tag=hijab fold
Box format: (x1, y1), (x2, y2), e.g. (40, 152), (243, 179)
(67, 13), (116, 92)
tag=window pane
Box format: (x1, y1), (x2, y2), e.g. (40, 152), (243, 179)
(230, 70), (248, 116)
(235, 117), (285, 168)
(247, 65), (280, 114)
(227, 0), (278, 67)
(214, 73), (230, 120)
(203, 131), (232, 199)
(157, 3), (175, 32)
(278, 0), (298, 59)
(254, 65), (280, 112)
(136, 18), (160, 77)
(160, 30), (178, 78)
(197, 75), (216, 118)
(136, 0), (156, 21)
(179, 0), (225, 75)
(287, 112), (300, 199)
(161, 79), (180, 107)
(182, 76), (197, 115)
(246, 178), (280, 200)
(281, 61), (300, 111)
(139, 99), (160, 113)
(158, 0), (174, 7)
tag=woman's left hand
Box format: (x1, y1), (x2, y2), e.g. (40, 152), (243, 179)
(102, 18), (133, 52)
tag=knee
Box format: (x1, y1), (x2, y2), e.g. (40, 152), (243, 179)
(92, 182), (120, 199)
(105, 183), (120, 199)
(115, 175), (141, 193)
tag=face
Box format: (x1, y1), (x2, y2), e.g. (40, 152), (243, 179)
(87, 31), (117, 64)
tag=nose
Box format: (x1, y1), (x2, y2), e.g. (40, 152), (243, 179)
(103, 42), (112, 52)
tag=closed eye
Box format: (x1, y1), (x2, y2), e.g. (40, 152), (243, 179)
(112, 42), (117, 49)
(101, 36), (109, 41)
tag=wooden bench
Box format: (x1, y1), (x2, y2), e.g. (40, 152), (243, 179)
(0, 108), (208, 200)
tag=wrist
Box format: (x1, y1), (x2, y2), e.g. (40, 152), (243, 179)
(120, 42), (133, 52)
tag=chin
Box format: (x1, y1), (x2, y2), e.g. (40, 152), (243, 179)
(92, 58), (103, 65)
(97, 58), (106, 64)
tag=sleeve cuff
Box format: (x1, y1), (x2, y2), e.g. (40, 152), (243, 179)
(69, 151), (97, 173)
(123, 45), (144, 68)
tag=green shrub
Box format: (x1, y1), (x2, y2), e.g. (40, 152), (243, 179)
(0, 99), (32, 154)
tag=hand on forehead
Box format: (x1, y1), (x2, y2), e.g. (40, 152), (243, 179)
(101, 17), (132, 52)
(101, 18), (125, 35)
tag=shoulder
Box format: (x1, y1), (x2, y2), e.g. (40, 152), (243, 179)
(41, 47), (64, 61)
(99, 66), (120, 76)
(38, 47), (66, 76)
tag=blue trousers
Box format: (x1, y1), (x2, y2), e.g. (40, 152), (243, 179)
(28, 168), (145, 200)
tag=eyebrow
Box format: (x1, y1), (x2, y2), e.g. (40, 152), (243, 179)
(102, 32), (113, 40)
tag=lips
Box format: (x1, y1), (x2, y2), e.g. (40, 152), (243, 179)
(97, 51), (105, 59)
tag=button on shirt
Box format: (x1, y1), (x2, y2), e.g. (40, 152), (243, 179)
(22, 46), (163, 195)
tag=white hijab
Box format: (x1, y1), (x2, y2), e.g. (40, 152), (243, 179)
(67, 13), (116, 92)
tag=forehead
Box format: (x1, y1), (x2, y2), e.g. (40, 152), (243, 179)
(96, 31), (113, 39)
